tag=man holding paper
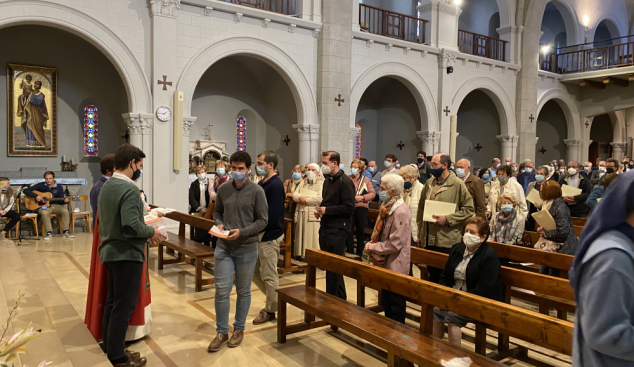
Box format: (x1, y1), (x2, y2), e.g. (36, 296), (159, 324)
(416, 153), (475, 284)
(559, 161), (591, 218)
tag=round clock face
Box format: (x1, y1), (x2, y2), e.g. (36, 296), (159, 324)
(156, 106), (171, 122)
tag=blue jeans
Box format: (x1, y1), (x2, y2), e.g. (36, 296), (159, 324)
(214, 247), (259, 334)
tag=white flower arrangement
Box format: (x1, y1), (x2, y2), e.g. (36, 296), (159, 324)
(0, 291), (46, 367)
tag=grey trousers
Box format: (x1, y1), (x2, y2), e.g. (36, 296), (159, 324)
(253, 235), (283, 313)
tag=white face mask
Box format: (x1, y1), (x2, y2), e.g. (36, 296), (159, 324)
(198, 173), (207, 180)
(306, 171), (316, 181)
(321, 164), (331, 175)
(568, 168), (578, 176)
(463, 232), (482, 248)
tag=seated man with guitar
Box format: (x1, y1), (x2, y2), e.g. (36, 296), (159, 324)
(24, 171), (73, 240)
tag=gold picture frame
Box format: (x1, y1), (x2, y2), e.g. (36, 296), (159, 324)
(7, 63), (58, 156)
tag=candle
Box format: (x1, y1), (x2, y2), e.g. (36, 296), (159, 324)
(63, 155), (66, 162)
(71, 158), (74, 165)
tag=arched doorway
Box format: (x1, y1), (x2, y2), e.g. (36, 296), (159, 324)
(0, 24), (129, 199)
(535, 100), (567, 165)
(593, 19), (620, 47)
(456, 90), (501, 168)
(191, 55), (298, 179)
(589, 114), (615, 162)
(355, 77), (422, 165)
(540, 1), (579, 51)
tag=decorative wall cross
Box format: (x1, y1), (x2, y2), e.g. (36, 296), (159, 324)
(158, 75), (172, 91)
(474, 143), (483, 151)
(539, 147), (547, 154)
(529, 114), (535, 123)
(335, 94), (345, 106)
(585, 120), (590, 128)
(444, 106), (451, 116)
(121, 130), (130, 143)
(282, 135), (291, 146)
(397, 141), (405, 150)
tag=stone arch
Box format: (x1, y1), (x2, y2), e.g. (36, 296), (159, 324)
(536, 88), (581, 141)
(544, 0), (581, 46)
(496, 0), (513, 28)
(177, 37), (317, 128)
(451, 77), (515, 136)
(350, 62), (438, 132)
(590, 17), (625, 44)
(0, 1), (152, 113)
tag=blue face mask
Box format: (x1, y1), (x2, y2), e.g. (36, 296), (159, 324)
(340, 164), (345, 170)
(525, 167), (532, 174)
(482, 174), (490, 180)
(498, 176), (508, 183)
(455, 168), (466, 178)
(216, 168), (225, 176)
(512, 167), (517, 172)
(292, 172), (302, 180)
(404, 182), (412, 190)
(350, 168), (358, 176)
(535, 174), (545, 182)
(584, 166), (589, 171)
(368, 167), (374, 173)
(496, 163), (501, 168)
(549, 166), (555, 171)
(231, 170), (246, 182)
(256, 166), (267, 177)
(384, 161), (391, 168)
(501, 204), (514, 213)
(379, 191), (389, 201)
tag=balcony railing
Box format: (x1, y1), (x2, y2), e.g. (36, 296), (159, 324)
(224, 0), (296, 16)
(540, 40), (634, 74)
(458, 30), (507, 62)
(359, 3), (428, 45)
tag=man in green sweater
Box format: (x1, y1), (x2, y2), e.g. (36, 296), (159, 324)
(98, 144), (166, 367)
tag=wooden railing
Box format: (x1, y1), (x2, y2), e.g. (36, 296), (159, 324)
(225, 0), (296, 16)
(458, 29), (507, 62)
(359, 3), (428, 45)
(540, 41), (634, 74)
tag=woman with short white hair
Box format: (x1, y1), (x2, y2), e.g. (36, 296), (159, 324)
(364, 173), (411, 323)
(399, 164), (423, 246)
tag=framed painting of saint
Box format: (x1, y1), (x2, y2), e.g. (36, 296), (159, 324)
(7, 64), (58, 156)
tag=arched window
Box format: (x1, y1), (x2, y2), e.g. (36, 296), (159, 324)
(84, 105), (98, 156)
(236, 116), (247, 151)
(355, 124), (361, 159)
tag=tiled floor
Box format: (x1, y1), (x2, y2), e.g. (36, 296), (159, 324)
(0, 233), (572, 367)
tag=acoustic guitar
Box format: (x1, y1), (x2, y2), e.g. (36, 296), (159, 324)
(24, 191), (79, 211)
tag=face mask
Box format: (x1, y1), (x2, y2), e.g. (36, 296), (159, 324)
(512, 167), (517, 172)
(368, 166), (375, 173)
(584, 166), (589, 171)
(455, 168), (466, 178)
(535, 174), (545, 182)
(230, 170), (246, 182)
(306, 171), (316, 181)
(559, 169), (565, 173)
(378, 191), (390, 201)
(495, 163), (501, 168)
(350, 168), (358, 176)
(131, 163), (142, 181)
(599, 166), (606, 172)
(568, 168), (578, 176)
(506, 161), (511, 165)
(340, 164), (345, 170)
(216, 168), (225, 176)
(525, 167), (532, 173)
(256, 165), (268, 177)
(450, 166), (454, 170)
(1, 188), (6, 192)
(396, 164), (401, 169)
(463, 232), (482, 248)
(498, 176), (508, 183)
(417, 158), (424, 164)
(384, 161), (391, 168)
(501, 204), (513, 213)
(321, 164), (331, 175)
(607, 167), (615, 174)
(292, 172), (302, 180)
(198, 173), (207, 180)
(430, 166), (445, 178)
(482, 174), (490, 180)
(549, 166), (554, 171)
(404, 182), (412, 190)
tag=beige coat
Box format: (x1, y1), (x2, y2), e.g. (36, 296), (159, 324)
(292, 177), (324, 257)
(292, 178), (324, 222)
(488, 179), (528, 221)
(402, 180), (423, 243)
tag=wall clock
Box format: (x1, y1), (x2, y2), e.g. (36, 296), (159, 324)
(156, 106), (171, 122)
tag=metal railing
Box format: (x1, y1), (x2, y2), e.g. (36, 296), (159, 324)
(458, 29), (507, 62)
(359, 3), (428, 44)
(224, 0), (296, 16)
(540, 41), (634, 74)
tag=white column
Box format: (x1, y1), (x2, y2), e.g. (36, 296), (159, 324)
(611, 142), (626, 161)
(349, 126), (360, 168)
(123, 113), (154, 197)
(496, 26), (524, 64)
(418, 0), (461, 51)
(293, 124), (311, 165)
(449, 116), (458, 163)
(309, 124), (320, 163)
(297, 0), (311, 20)
(564, 139), (582, 163)
(497, 135), (519, 163)
(351, 0), (359, 31)
(417, 131), (441, 156)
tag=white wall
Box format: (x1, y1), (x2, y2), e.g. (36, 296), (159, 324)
(456, 90), (501, 168)
(0, 25), (128, 211)
(458, 0), (500, 38)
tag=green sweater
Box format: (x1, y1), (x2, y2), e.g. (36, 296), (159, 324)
(98, 177), (155, 263)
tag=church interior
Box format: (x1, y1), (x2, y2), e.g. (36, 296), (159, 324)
(1, 0), (634, 366)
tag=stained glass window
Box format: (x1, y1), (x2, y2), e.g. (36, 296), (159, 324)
(355, 124), (361, 159)
(84, 105), (98, 156)
(237, 116), (247, 151)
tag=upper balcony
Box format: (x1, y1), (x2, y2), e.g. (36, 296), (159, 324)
(458, 30), (507, 62)
(222, 0), (297, 16)
(359, 3), (428, 45)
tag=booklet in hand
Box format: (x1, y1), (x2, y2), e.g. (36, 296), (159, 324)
(209, 225), (230, 239)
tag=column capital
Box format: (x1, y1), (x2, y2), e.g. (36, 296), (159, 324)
(183, 116), (197, 137)
(417, 130), (441, 143)
(564, 139), (583, 148)
(417, 0), (461, 16)
(149, 0), (181, 17)
(349, 127), (360, 142)
(610, 142), (626, 149)
(123, 113), (154, 135)
(496, 135), (519, 143)
(496, 25), (524, 36)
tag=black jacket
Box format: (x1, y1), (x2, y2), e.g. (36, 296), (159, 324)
(259, 175), (285, 242)
(558, 174), (591, 217)
(321, 169), (356, 233)
(439, 242), (503, 302)
(189, 179), (210, 214)
(543, 197), (578, 255)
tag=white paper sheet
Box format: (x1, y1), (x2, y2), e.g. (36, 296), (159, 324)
(526, 189), (543, 205)
(209, 225), (230, 239)
(299, 187), (319, 197)
(561, 184), (582, 197)
(423, 200), (457, 222)
(531, 210), (557, 231)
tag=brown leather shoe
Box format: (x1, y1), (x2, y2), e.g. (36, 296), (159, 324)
(228, 329), (244, 348)
(207, 333), (229, 353)
(253, 309), (276, 325)
(113, 356), (147, 367)
(125, 350), (145, 365)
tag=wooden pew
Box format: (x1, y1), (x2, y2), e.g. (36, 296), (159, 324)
(571, 217), (587, 227)
(152, 207), (216, 292)
(279, 249), (573, 362)
(487, 239), (573, 278)
(278, 218), (306, 274)
(278, 250), (506, 367)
